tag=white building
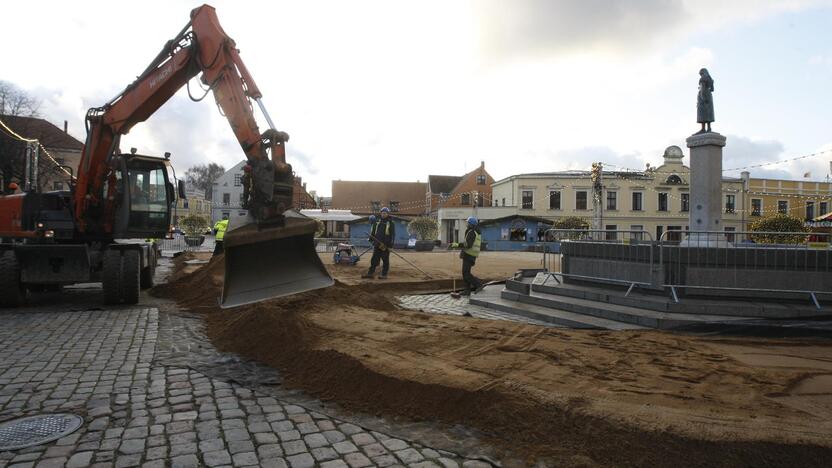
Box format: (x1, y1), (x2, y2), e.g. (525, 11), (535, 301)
(211, 161), (247, 223)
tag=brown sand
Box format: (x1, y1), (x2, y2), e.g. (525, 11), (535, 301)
(154, 252), (832, 467)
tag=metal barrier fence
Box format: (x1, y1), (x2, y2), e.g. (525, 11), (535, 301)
(541, 229), (655, 295)
(157, 235), (215, 253)
(658, 230), (831, 308)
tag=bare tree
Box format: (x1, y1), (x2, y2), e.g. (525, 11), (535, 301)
(1, 81), (60, 192)
(185, 163), (225, 201)
(0, 80), (41, 117)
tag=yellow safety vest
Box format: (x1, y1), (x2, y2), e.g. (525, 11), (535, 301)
(463, 231), (481, 257)
(214, 219), (229, 241)
(373, 220), (391, 236)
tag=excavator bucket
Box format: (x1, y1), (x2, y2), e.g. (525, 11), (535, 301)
(220, 217), (333, 308)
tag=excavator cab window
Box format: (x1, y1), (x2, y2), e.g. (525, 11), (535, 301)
(113, 156), (173, 238)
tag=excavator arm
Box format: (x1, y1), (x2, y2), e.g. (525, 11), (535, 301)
(75, 4), (332, 307)
(75, 4), (292, 234)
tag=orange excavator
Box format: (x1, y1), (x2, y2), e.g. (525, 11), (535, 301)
(0, 4), (333, 308)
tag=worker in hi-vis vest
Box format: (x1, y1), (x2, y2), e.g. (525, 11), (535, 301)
(213, 218), (229, 256)
(362, 207), (395, 279)
(450, 216), (484, 295)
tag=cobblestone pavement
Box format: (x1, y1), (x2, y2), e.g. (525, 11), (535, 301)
(0, 304), (496, 468)
(397, 294), (555, 328)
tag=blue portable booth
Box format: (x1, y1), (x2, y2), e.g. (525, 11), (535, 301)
(477, 215), (558, 252)
(347, 215), (413, 249)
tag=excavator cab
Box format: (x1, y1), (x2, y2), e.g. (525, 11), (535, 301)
(112, 153), (175, 240)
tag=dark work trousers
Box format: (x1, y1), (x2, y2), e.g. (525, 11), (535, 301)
(368, 247), (390, 275)
(461, 253), (482, 292)
(213, 240), (224, 256)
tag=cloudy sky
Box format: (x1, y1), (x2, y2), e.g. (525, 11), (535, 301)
(2, 0), (831, 195)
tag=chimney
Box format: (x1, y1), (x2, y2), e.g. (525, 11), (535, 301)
(64, 120), (68, 133)
(480, 160), (485, 169)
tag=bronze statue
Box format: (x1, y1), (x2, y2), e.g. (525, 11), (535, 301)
(697, 68), (714, 133)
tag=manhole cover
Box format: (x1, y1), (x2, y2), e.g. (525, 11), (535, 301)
(0, 414), (84, 450)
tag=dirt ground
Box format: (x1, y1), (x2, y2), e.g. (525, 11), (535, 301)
(325, 249), (545, 283)
(154, 251), (832, 467)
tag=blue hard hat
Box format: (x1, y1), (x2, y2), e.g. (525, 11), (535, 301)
(368, 215), (377, 222)
(467, 216), (478, 226)
(380, 207), (390, 213)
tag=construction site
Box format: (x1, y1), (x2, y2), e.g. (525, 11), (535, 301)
(1, 2), (832, 468)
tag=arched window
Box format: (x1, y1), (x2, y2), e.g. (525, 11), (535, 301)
(665, 174), (683, 184)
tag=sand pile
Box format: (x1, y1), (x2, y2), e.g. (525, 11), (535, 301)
(154, 254), (832, 467)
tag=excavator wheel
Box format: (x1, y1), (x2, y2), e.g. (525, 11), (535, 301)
(0, 250), (25, 307)
(103, 249), (141, 305)
(140, 249), (156, 289)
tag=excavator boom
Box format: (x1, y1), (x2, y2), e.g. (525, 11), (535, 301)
(75, 4), (332, 307)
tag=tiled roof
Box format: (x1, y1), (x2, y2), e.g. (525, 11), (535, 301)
(0, 115), (83, 150)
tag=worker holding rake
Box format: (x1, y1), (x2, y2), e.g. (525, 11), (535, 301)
(362, 207), (395, 279)
(450, 216), (484, 295)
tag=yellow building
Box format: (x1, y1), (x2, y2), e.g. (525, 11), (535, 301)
(172, 184), (212, 226)
(491, 146), (747, 241)
(744, 176), (831, 222)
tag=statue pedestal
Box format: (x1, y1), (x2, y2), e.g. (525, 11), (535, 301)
(686, 132), (727, 242)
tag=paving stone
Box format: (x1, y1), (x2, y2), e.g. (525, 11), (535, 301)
(225, 428), (251, 442)
(228, 440), (255, 455)
(257, 443), (284, 459)
(311, 447), (339, 462)
(303, 432), (328, 449)
(277, 430), (300, 442)
(322, 430), (347, 444)
(170, 442), (198, 457)
(203, 450), (232, 467)
(381, 438), (409, 451)
(232, 451), (259, 467)
(118, 438), (146, 455)
(460, 461), (491, 468)
(114, 454), (141, 467)
(320, 461), (349, 468)
(286, 453), (315, 468)
(371, 454), (399, 467)
(362, 443), (388, 458)
(254, 432), (279, 444)
(170, 454), (200, 468)
(421, 448), (441, 459)
(260, 458), (289, 468)
(145, 446), (168, 460)
(281, 439), (308, 456)
(199, 439), (226, 453)
(333, 441), (359, 455)
(437, 459), (460, 468)
(271, 420), (294, 432)
(344, 451), (373, 467)
(352, 432), (376, 446)
(395, 448), (425, 464)
(247, 421), (271, 433)
(66, 452), (94, 468)
(142, 460), (166, 468)
(123, 426), (148, 439)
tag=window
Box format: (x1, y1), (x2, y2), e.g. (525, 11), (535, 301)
(575, 191), (587, 210)
(222, 193), (230, 205)
(335, 221), (345, 232)
(656, 225), (663, 241)
(502, 198), (506, 207)
(630, 225), (644, 241)
(477, 193), (484, 207)
(371, 200), (381, 212)
(806, 201), (815, 220)
(665, 174), (682, 184)
(476, 175), (486, 185)
(667, 226), (682, 242)
(461, 193), (471, 205)
(658, 193), (668, 212)
(183, 200), (189, 209)
(724, 227), (736, 243)
(751, 199), (762, 216)
(681, 193), (690, 212)
(53, 181), (64, 191)
(522, 190), (533, 209)
(234, 174), (242, 187)
(725, 194), (735, 213)
(605, 225), (617, 241)
(127, 164), (169, 232)
(632, 192), (643, 211)
(389, 201), (400, 212)
(606, 191), (617, 210)
(239, 193), (245, 204)
(778, 200), (788, 214)
(821, 202), (829, 217)
(549, 191), (561, 210)
(222, 212), (230, 220)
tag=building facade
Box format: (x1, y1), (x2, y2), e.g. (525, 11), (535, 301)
(427, 161), (495, 214)
(0, 115), (82, 192)
(744, 175), (831, 222)
(172, 184), (212, 226)
(490, 146), (747, 241)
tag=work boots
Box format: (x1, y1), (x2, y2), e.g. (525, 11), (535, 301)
(361, 271), (375, 279)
